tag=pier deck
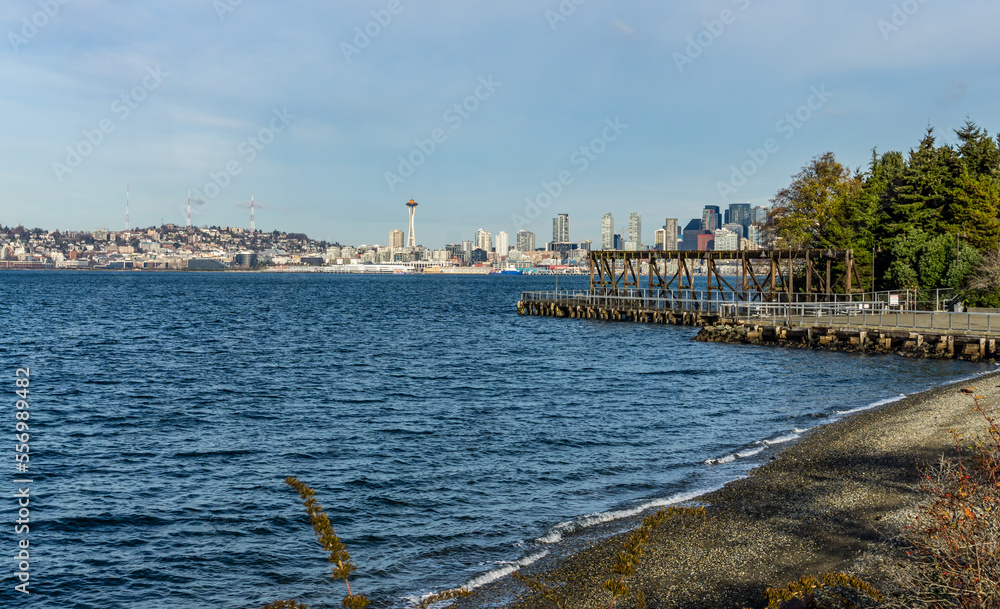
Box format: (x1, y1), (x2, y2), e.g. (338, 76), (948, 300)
(517, 248), (1000, 361)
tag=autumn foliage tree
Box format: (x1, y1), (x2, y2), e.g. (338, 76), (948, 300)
(769, 121), (1000, 300)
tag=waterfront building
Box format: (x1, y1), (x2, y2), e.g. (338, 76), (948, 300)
(475, 228), (492, 252)
(389, 229), (404, 249)
(552, 213), (570, 244)
(701, 206), (720, 232)
(445, 244), (464, 261)
(601, 213), (614, 250)
(663, 218), (678, 251)
(714, 228), (739, 251)
(516, 230), (536, 253)
(625, 212), (641, 251)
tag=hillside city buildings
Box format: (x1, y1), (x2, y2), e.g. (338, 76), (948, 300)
(1, 201), (770, 272)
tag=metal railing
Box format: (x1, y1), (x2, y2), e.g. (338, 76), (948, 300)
(521, 289), (744, 314)
(520, 289), (1000, 334)
(722, 301), (999, 333)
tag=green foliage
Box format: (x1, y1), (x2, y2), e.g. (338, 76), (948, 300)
(772, 121), (1000, 294)
(260, 601), (309, 609)
(770, 152), (864, 250)
(284, 477), (370, 609)
(412, 587), (473, 609)
(765, 573), (882, 609)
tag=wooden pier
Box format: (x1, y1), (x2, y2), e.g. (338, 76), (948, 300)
(517, 249), (1000, 362)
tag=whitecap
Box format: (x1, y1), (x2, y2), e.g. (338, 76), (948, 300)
(536, 488), (715, 544)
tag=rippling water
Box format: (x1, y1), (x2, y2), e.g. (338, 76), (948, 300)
(0, 271), (990, 608)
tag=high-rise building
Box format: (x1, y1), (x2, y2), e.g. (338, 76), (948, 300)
(516, 230), (536, 253)
(389, 229), (405, 249)
(701, 206), (720, 232)
(495, 231), (509, 256)
(654, 228), (668, 250)
(475, 228), (492, 252)
(747, 224), (762, 248)
(680, 219), (703, 251)
(625, 212), (642, 251)
(613, 233), (624, 250)
(461, 240), (473, 262)
(663, 218), (678, 251)
(728, 203), (752, 229)
(601, 213), (614, 250)
(714, 228), (739, 251)
(752, 205), (769, 225)
(722, 222), (745, 239)
(552, 213), (570, 243)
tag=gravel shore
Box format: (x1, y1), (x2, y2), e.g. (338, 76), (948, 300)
(452, 368), (1000, 609)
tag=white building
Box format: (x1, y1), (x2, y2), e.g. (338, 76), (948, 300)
(495, 231), (509, 257)
(552, 214), (570, 243)
(713, 228), (739, 251)
(475, 228), (492, 252)
(654, 228), (668, 251)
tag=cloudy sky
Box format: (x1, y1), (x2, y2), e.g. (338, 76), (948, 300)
(2, 0), (999, 247)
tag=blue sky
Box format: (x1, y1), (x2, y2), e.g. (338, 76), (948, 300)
(3, 0), (999, 247)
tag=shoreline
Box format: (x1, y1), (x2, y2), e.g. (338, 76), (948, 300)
(451, 368), (1000, 609)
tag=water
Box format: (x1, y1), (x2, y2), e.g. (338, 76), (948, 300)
(0, 271), (990, 608)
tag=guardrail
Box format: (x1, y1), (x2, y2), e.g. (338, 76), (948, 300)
(521, 290), (742, 314)
(520, 290), (1000, 333)
(723, 302), (1000, 333)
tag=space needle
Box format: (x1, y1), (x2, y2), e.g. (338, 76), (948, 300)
(405, 199), (419, 248)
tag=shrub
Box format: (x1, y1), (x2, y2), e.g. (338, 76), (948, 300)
(887, 388), (1000, 608)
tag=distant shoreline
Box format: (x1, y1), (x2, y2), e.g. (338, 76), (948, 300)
(0, 267), (592, 275)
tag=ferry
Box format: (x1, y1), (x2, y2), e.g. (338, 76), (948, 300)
(491, 264), (524, 276)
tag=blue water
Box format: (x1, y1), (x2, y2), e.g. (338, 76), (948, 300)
(0, 271), (990, 608)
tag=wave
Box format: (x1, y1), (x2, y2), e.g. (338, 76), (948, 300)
(834, 393), (906, 416)
(465, 551), (549, 590)
(705, 428), (807, 466)
(535, 488), (717, 545)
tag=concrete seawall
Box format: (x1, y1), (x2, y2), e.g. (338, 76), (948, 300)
(696, 322), (1000, 362)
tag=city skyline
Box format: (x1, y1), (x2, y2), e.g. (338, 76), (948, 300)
(3, 2), (998, 247)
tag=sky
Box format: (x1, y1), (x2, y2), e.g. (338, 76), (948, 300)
(2, 0), (1000, 248)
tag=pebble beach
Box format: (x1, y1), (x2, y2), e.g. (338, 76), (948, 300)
(453, 368), (1000, 609)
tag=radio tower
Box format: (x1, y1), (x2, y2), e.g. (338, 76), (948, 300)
(250, 191), (256, 233)
(405, 198), (418, 248)
(186, 191), (192, 232)
(125, 184), (130, 232)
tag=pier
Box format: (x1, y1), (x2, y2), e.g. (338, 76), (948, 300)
(517, 249), (1000, 361)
